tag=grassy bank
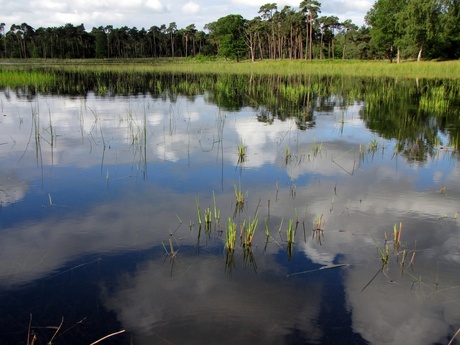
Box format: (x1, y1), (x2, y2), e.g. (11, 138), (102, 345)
(1, 58), (460, 79)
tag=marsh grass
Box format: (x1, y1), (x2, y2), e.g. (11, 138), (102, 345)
(204, 207), (212, 227)
(213, 191), (220, 226)
(243, 246), (257, 272)
(225, 217), (237, 252)
(4, 59), (460, 79)
(233, 183), (245, 207)
(393, 222), (403, 249)
(195, 198), (202, 226)
(366, 137), (380, 154)
(312, 214), (325, 245)
(286, 219), (295, 259)
(362, 224), (419, 291)
(285, 146), (291, 165)
(313, 140), (323, 157)
(242, 214), (259, 248)
(237, 141), (246, 164)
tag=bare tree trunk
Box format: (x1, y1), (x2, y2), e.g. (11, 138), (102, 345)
(309, 15), (313, 60)
(417, 47), (423, 61)
(397, 48), (400, 63)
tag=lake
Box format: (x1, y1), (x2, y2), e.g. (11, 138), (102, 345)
(0, 72), (459, 344)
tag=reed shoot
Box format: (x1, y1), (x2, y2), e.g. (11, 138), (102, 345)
(243, 214), (259, 247)
(313, 140), (323, 157)
(285, 146), (291, 164)
(213, 191), (220, 223)
(286, 219), (295, 244)
(204, 207), (212, 225)
(264, 218), (270, 237)
(237, 140), (246, 163)
(226, 217), (237, 252)
(393, 222), (402, 248)
(196, 197), (202, 225)
(234, 183), (244, 206)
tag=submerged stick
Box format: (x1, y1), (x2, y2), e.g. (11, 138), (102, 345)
(89, 330), (126, 345)
(361, 266), (384, 293)
(287, 263), (349, 277)
(448, 327), (460, 345)
(48, 316), (64, 344)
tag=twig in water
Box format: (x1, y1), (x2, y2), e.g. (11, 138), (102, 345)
(89, 330), (126, 345)
(287, 264), (349, 277)
(48, 316), (64, 344)
(361, 266), (384, 293)
(27, 314), (33, 345)
(448, 327), (460, 345)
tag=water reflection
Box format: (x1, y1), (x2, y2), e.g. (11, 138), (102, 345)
(0, 73), (459, 344)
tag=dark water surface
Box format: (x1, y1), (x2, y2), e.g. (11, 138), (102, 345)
(0, 74), (459, 344)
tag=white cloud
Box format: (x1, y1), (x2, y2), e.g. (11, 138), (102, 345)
(0, 174), (28, 206)
(0, 0), (373, 30)
(145, 0), (166, 11)
(182, 1), (200, 14)
(30, 0), (68, 11)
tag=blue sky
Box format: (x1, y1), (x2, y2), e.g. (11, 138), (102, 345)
(2, 0), (373, 32)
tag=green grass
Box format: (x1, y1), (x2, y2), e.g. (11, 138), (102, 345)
(234, 183), (244, 206)
(2, 58), (460, 79)
(242, 213), (259, 248)
(237, 141), (246, 163)
(225, 217), (237, 252)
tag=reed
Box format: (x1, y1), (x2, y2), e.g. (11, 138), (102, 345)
(285, 146), (291, 164)
(370, 232), (389, 266)
(286, 219), (295, 244)
(204, 207), (212, 229)
(264, 217), (270, 237)
(243, 213), (259, 247)
(313, 140), (323, 157)
(233, 183), (244, 206)
(393, 222), (402, 248)
(225, 217), (237, 252)
(366, 137), (379, 153)
(195, 197), (202, 225)
(243, 246), (257, 272)
(5, 59), (460, 79)
(237, 140), (246, 164)
(213, 191), (220, 224)
(312, 214), (325, 245)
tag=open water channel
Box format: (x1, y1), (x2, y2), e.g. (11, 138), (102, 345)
(0, 72), (459, 344)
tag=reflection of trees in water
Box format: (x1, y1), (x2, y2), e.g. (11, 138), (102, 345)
(361, 78), (460, 162)
(2, 70), (459, 162)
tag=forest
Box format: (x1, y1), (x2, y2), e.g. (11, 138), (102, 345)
(0, 0), (459, 61)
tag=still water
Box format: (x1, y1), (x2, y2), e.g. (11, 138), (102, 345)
(0, 74), (459, 344)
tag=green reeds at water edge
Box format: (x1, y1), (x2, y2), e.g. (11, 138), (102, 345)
(370, 222), (415, 268)
(237, 141), (246, 164)
(213, 191), (220, 225)
(225, 218), (237, 252)
(242, 214), (259, 248)
(393, 222), (402, 249)
(234, 183), (244, 206)
(285, 146), (291, 165)
(196, 197), (202, 226)
(204, 207), (212, 226)
(362, 223), (418, 292)
(312, 214), (325, 244)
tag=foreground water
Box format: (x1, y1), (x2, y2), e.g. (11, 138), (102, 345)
(0, 74), (459, 345)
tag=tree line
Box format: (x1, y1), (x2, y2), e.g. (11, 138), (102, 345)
(1, 0), (459, 61)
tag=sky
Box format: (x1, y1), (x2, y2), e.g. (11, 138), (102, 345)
(2, 0), (374, 32)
